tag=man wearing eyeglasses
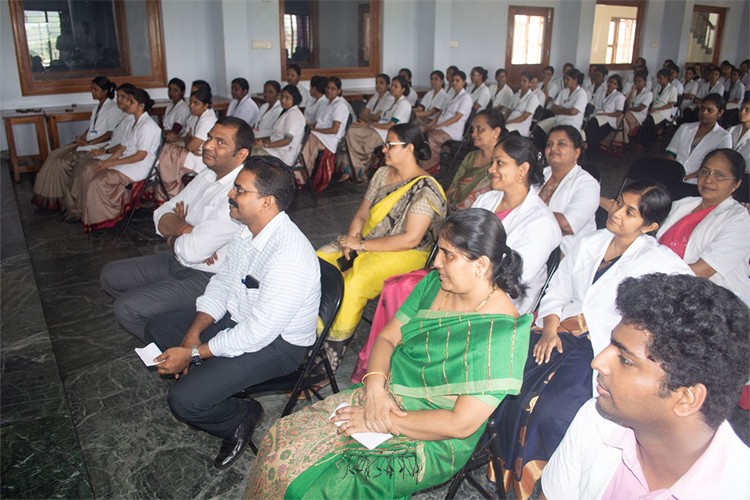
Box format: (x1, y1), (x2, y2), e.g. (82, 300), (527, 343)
(145, 156), (321, 470)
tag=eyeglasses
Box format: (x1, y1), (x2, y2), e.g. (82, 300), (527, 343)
(470, 126), (488, 134)
(233, 185), (265, 195)
(697, 167), (736, 182)
(383, 141), (407, 150)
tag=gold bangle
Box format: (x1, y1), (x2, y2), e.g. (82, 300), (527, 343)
(361, 371), (387, 386)
(359, 239), (366, 252)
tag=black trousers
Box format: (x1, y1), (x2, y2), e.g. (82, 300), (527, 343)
(145, 309), (307, 438)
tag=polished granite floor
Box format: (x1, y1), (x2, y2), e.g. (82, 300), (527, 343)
(1, 150), (747, 499)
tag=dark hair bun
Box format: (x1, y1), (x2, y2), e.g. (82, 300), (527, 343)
(417, 141), (431, 161)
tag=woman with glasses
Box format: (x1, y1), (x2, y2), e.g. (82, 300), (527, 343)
(658, 149), (750, 305)
(317, 123), (446, 372)
(666, 93), (732, 183)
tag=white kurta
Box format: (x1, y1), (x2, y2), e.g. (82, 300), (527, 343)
(112, 112), (162, 181)
(490, 84), (514, 109)
(470, 83), (491, 109)
(183, 108), (218, 173)
(657, 196), (750, 305)
(254, 100), (283, 139)
(543, 165), (600, 256)
(505, 90), (540, 137)
(437, 89), (473, 140)
(472, 189), (562, 314)
(729, 124), (750, 171)
(162, 99), (190, 132)
(86, 98), (124, 142)
(227, 94), (260, 127)
(263, 106), (307, 166)
(311, 96), (350, 152)
(667, 122), (732, 180)
(537, 230), (693, 358)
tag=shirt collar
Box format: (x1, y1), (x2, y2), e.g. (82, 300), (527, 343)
(241, 211), (288, 252)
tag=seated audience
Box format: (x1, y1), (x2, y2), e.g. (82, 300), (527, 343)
(422, 70), (473, 172)
(469, 66), (491, 110)
(504, 71), (540, 137)
(533, 69), (587, 149)
(344, 76), (412, 181)
(162, 77), (190, 134)
(158, 86), (218, 197)
(600, 71), (652, 150)
(666, 93), (731, 183)
(530, 74), (546, 111)
(358, 73), (395, 124)
(398, 67), (418, 106)
(81, 88), (161, 231)
(245, 209), (533, 498)
(667, 63), (684, 95)
(723, 67), (746, 126)
(446, 108), (505, 210)
(491, 68), (514, 111)
(414, 70), (448, 127)
(679, 66), (700, 120)
(304, 75), (327, 125)
(496, 181), (692, 497)
(542, 273), (749, 499)
(540, 126), (600, 256)
(584, 74), (625, 150)
(586, 64), (607, 106)
(318, 123), (446, 372)
(285, 63), (310, 107)
(635, 68), (679, 148)
(101, 117), (253, 340)
(539, 65), (560, 111)
(658, 148), (750, 305)
(300, 76), (349, 176)
(145, 156), (321, 470)
(226, 77), (259, 127)
(729, 101), (750, 169)
(253, 80), (283, 139)
(251, 85), (306, 167)
(32, 75), (123, 210)
(444, 65), (459, 99)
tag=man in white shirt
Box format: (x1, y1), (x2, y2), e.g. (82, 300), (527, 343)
(100, 117), (253, 340)
(542, 273), (750, 499)
(145, 156), (321, 469)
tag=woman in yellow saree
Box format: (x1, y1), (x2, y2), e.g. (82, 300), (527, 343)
(317, 123), (447, 371)
(246, 208), (532, 498)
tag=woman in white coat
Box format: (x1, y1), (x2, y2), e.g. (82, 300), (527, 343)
(584, 74), (625, 150)
(729, 101), (750, 170)
(414, 70), (448, 127)
(504, 71), (540, 137)
(162, 78), (191, 134)
(358, 73), (394, 124)
(469, 66), (491, 110)
(667, 93), (732, 183)
(300, 76), (350, 177)
(226, 77), (259, 128)
(658, 148), (750, 305)
(252, 85), (306, 167)
(495, 180), (692, 498)
(533, 69), (588, 150)
(253, 81), (283, 139)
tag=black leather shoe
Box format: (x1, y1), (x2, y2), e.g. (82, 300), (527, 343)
(213, 399), (265, 469)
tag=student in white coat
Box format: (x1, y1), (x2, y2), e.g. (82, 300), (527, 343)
(667, 93), (732, 183)
(635, 69), (678, 148)
(226, 77), (259, 128)
(584, 74), (626, 150)
(358, 73), (395, 124)
(398, 68), (418, 106)
(658, 149), (750, 305)
(162, 78), (191, 134)
(534, 69), (588, 149)
(490, 68), (514, 111)
(504, 71), (540, 137)
(300, 76), (350, 176)
(304, 76), (327, 125)
(286, 64), (310, 109)
(729, 101), (750, 170)
(414, 70), (448, 128)
(494, 180), (693, 497)
(344, 76), (413, 181)
(254, 81), (283, 139)
(251, 85), (306, 167)
(469, 66), (491, 110)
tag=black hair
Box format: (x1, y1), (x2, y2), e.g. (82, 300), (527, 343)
(634, 70), (649, 82)
(376, 73), (391, 85)
(168, 77), (186, 94)
(472, 66), (488, 82)
(398, 67), (412, 80)
(439, 208), (527, 299)
(742, 59), (750, 67)
(264, 80), (281, 94)
(190, 86), (213, 107)
(548, 125), (583, 149)
(608, 74), (623, 92)
(232, 78), (250, 91)
(474, 107), (507, 134)
(635, 57), (647, 67)
(620, 179), (672, 232)
(594, 64), (608, 77)
(520, 71), (534, 81)
(615, 273), (750, 429)
(701, 92), (726, 111)
(562, 62), (574, 71)
(328, 76), (342, 90)
(310, 75), (328, 94)
(287, 63), (301, 76)
(92, 76), (116, 99)
(215, 116), (255, 154)
(280, 84), (303, 107)
(543, 65), (555, 73)
(454, 70), (467, 82)
(391, 75), (411, 96)
(701, 149), (745, 183)
(122, 87), (155, 113)
(192, 79), (211, 92)
(389, 123), (431, 161)
(117, 82), (135, 92)
(656, 68), (670, 79)
(243, 156), (296, 212)
(663, 58), (676, 67)
(564, 69), (584, 85)
(430, 70), (445, 83)
(495, 136), (545, 187)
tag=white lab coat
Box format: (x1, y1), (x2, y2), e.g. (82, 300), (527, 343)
(112, 112), (162, 181)
(473, 189), (562, 314)
(657, 196), (750, 306)
(311, 96), (350, 152)
(729, 124), (750, 171)
(490, 84), (514, 109)
(506, 90), (540, 137)
(263, 106), (306, 166)
(227, 94), (260, 127)
(667, 122), (732, 180)
(437, 89), (473, 140)
(254, 100), (283, 139)
(162, 99), (190, 132)
(86, 98), (124, 142)
(471, 83), (491, 109)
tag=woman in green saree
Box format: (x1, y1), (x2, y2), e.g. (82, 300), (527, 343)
(317, 123), (447, 372)
(246, 208), (533, 499)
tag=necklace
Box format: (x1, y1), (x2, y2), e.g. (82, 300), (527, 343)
(435, 286), (497, 313)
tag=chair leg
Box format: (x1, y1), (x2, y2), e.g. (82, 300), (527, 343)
(248, 440), (258, 455)
(323, 358), (339, 393)
(445, 468), (466, 499)
(490, 453), (507, 499)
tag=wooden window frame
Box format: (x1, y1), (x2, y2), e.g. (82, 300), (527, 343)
(505, 6), (554, 87)
(278, 0), (381, 80)
(686, 5), (727, 67)
(9, 0), (167, 96)
(593, 0), (645, 71)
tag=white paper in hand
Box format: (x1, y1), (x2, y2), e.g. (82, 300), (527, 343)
(329, 402), (393, 450)
(135, 343), (163, 367)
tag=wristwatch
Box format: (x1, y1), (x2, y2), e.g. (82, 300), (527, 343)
(190, 345), (202, 366)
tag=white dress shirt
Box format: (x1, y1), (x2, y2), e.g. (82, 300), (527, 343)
(153, 165), (244, 273)
(199, 212), (321, 358)
(227, 94), (260, 127)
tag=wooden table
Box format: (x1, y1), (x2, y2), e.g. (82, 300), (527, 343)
(2, 108), (49, 182)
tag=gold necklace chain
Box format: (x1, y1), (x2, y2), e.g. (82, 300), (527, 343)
(435, 287), (497, 313)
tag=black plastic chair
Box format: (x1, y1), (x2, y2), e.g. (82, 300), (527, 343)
(617, 156), (685, 195)
(532, 246), (562, 313)
(734, 173), (750, 204)
(233, 258), (344, 452)
(121, 139), (167, 233)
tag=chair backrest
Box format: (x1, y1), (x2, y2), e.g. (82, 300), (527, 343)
(292, 125), (312, 169)
(580, 162), (601, 183)
(461, 107), (478, 138)
(532, 246), (562, 312)
(531, 105), (544, 125)
(618, 156), (686, 195)
(317, 257), (345, 334)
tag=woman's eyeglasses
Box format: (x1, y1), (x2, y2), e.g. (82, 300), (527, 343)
(697, 167), (736, 182)
(383, 141), (407, 150)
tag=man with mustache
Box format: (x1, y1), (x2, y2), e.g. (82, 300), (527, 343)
(100, 117), (253, 341)
(145, 156), (321, 470)
(541, 273), (750, 499)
